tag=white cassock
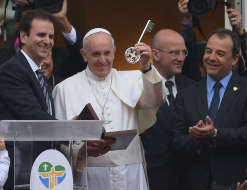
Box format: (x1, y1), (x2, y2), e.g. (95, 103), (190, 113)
(52, 66), (166, 190)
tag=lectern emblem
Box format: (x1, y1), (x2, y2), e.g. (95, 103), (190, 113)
(38, 162), (66, 189)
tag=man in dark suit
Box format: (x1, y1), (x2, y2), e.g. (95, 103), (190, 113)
(140, 29), (194, 190)
(169, 28), (247, 190)
(0, 10), (56, 189)
(0, 10), (55, 120)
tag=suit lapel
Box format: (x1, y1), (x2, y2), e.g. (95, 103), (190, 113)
(158, 75), (185, 125)
(215, 73), (242, 128)
(16, 52), (54, 116)
(195, 79), (208, 122)
(16, 52), (41, 88)
(159, 102), (174, 125)
(175, 75), (184, 91)
(159, 75), (189, 125)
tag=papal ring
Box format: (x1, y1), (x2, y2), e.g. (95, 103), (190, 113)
(232, 17), (236, 21)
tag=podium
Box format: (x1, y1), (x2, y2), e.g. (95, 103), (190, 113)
(1, 120), (103, 190)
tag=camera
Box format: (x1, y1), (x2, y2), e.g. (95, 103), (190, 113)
(11, 0), (64, 13)
(11, 0), (64, 22)
(187, 0), (214, 16)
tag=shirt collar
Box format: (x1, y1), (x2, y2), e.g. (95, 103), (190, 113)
(207, 71), (233, 93)
(160, 74), (176, 86)
(85, 66), (112, 82)
(21, 50), (41, 72)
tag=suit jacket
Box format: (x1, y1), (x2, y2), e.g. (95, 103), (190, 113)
(140, 74), (194, 190)
(0, 51), (55, 120)
(0, 51), (56, 189)
(52, 31), (87, 79)
(169, 73), (247, 190)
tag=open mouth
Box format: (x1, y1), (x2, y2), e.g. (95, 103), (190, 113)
(207, 62), (219, 68)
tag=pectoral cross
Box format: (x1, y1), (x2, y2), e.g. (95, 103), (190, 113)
(102, 114), (111, 127)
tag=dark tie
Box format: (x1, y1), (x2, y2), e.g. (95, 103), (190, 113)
(209, 82), (222, 123)
(165, 80), (175, 114)
(36, 69), (52, 115)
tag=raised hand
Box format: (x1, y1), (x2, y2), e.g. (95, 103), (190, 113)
(132, 43), (151, 70)
(178, 0), (192, 23)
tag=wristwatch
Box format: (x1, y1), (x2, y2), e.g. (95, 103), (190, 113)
(141, 65), (152, 74)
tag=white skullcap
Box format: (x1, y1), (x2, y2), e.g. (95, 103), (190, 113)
(83, 28), (111, 42)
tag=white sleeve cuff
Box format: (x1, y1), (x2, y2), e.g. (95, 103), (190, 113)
(62, 26), (77, 45)
(0, 150), (8, 158)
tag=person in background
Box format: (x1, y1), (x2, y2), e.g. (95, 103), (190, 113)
(0, 141), (9, 190)
(179, 0), (247, 77)
(226, 8), (247, 65)
(41, 50), (65, 92)
(178, 0), (202, 81)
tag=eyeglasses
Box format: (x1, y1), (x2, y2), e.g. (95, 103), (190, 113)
(155, 48), (189, 57)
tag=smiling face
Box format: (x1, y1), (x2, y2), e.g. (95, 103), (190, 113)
(20, 18), (54, 67)
(203, 34), (239, 81)
(81, 32), (116, 78)
(152, 30), (186, 80)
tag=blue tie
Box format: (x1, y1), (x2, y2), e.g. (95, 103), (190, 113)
(36, 69), (52, 115)
(209, 82), (222, 123)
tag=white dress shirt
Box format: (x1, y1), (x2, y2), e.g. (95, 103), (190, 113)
(160, 75), (178, 105)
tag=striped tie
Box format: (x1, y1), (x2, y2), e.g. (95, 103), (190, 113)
(36, 69), (52, 115)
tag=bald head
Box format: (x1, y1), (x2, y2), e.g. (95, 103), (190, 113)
(151, 29), (186, 80)
(152, 29), (184, 50)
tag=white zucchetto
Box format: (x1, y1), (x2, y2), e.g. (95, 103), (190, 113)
(83, 28), (111, 42)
